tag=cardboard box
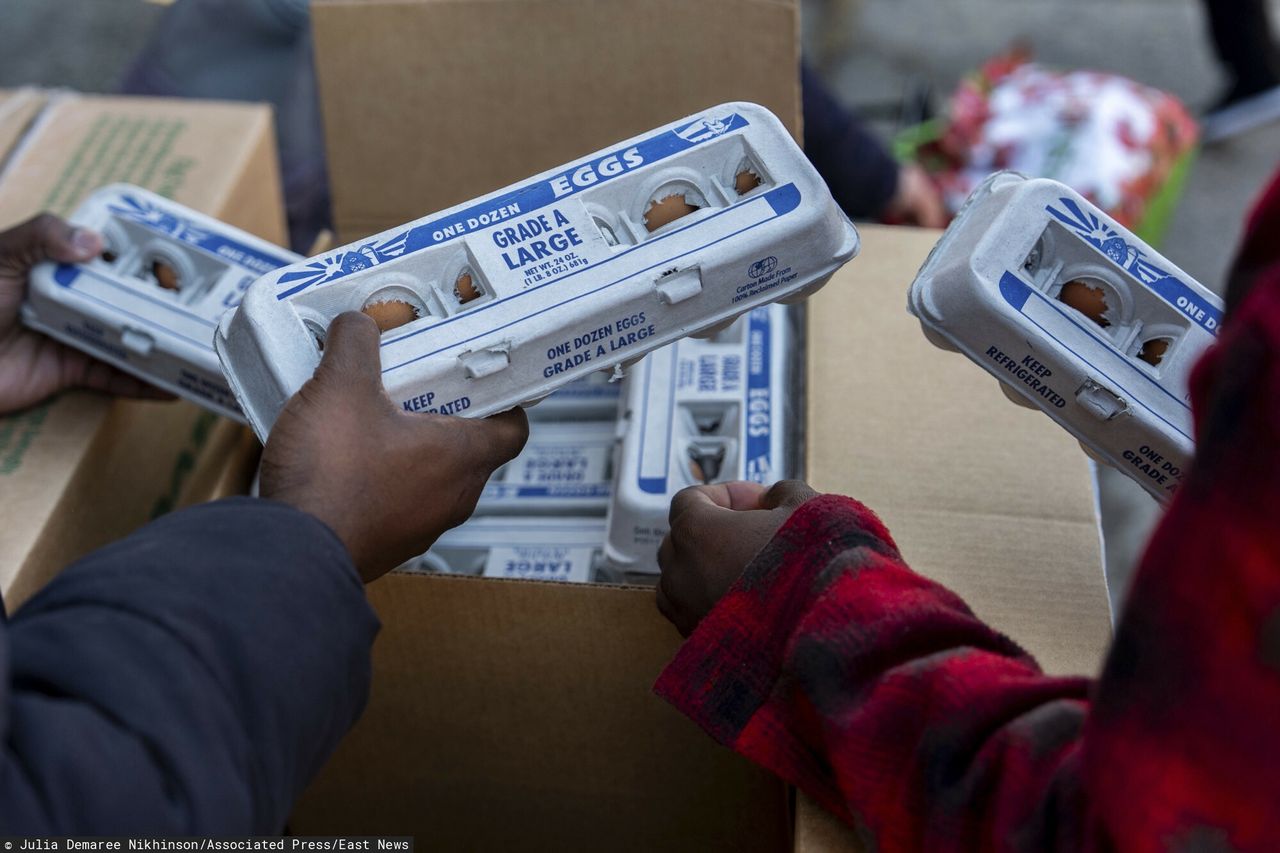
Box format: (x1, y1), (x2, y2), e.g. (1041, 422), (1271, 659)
(0, 88), (47, 169)
(0, 92), (284, 609)
(292, 227), (1112, 849)
(312, 0), (804, 241)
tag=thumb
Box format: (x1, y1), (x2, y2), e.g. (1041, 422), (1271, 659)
(445, 406), (530, 470)
(313, 311), (386, 394)
(760, 479), (819, 511)
(0, 214), (102, 280)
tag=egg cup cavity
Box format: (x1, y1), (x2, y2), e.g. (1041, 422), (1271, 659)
(97, 221), (128, 267)
(360, 284), (430, 333)
(439, 250), (492, 314)
(586, 202), (631, 248)
(140, 240), (197, 299)
(727, 149), (770, 198)
(684, 438), (734, 486)
(301, 315), (328, 351)
(632, 168), (713, 236)
(1053, 264), (1131, 338)
(1129, 322), (1183, 371)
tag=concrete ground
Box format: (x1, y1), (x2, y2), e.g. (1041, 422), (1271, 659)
(4, 0), (1279, 613)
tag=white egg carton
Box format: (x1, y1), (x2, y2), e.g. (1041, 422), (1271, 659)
(525, 371), (622, 422)
(216, 102), (859, 441)
(604, 304), (795, 575)
(404, 516), (612, 584)
(908, 171), (1222, 503)
(476, 419), (615, 516)
(24, 184), (300, 422)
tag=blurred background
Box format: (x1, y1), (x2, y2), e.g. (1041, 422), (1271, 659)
(3, 0), (1278, 612)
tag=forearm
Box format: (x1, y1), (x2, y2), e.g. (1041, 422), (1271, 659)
(2, 497), (378, 833)
(656, 496), (1094, 851)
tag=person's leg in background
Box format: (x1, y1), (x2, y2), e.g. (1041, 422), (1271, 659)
(1201, 0), (1280, 140)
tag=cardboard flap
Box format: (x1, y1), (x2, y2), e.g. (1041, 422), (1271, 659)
(293, 573), (791, 851)
(313, 0), (801, 240)
(805, 226), (1112, 678)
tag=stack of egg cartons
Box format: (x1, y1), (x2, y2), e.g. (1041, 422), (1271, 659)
(408, 301), (798, 584)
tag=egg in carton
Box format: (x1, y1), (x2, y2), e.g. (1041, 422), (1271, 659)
(216, 102), (859, 441)
(405, 516), (613, 584)
(604, 303), (796, 576)
(476, 419), (616, 516)
(25, 184), (301, 422)
(908, 171), (1222, 503)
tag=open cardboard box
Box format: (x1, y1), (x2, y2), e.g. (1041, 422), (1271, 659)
(291, 226), (1114, 849)
(0, 91), (284, 609)
(298, 0), (1112, 846)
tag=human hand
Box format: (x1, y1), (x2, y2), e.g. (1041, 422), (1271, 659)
(259, 311), (528, 583)
(657, 479), (818, 636)
(885, 164), (949, 229)
(0, 213), (171, 414)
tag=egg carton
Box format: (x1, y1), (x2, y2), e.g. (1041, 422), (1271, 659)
(476, 419), (616, 516)
(604, 303), (796, 575)
(216, 102), (859, 441)
(525, 370), (622, 422)
(24, 184), (301, 422)
(908, 171), (1222, 503)
(404, 516), (613, 584)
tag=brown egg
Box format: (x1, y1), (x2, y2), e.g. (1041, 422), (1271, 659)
(454, 270), (481, 304)
(734, 168), (762, 195)
(1138, 338), (1170, 366)
(1058, 280), (1111, 327)
(362, 299), (420, 332)
(644, 194), (699, 232)
(152, 259), (180, 291)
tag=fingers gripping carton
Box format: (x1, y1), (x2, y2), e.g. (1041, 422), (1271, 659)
(604, 303), (795, 575)
(216, 103), (859, 441)
(908, 172), (1222, 503)
(25, 184), (300, 422)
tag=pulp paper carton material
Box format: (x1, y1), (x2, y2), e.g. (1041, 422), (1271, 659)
(408, 516), (612, 583)
(312, 0), (804, 242)
(477, 420), (615, 516)
(26, 184), (302, 421)
(909, 172), (1220, 504)
(218, 102), (858, 441)
(292, 228), (1112, 850)
(0, 93), (286, 609)
(605, 303), (796, 574)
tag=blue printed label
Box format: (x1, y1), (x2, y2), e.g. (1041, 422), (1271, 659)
(273, 112), (752, 298)
(109, 195), (294, 275)
(744, 307), (774, 482)
(1046, 198), (1221, 336)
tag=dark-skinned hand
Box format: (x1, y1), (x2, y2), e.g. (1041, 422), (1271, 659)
(657, 478), (818, 636)
(259, 311), (529, 583)
(0, 213), (170, 413)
